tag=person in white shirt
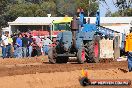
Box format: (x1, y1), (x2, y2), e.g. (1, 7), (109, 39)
(35, 36), (41, 47)
(42, 36), (52, 55)
(1, 31), (9, 59)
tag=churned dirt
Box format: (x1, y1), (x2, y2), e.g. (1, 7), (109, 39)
(0, 56), (131, 88)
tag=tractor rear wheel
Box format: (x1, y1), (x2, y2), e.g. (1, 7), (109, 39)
(85, 36), (100, 63)
(77, 47), (86, 64)
(48, 47), (57, 64)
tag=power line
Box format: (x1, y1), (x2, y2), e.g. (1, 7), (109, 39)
(98, 0), (110, 11)
(112, 0), (118, 7)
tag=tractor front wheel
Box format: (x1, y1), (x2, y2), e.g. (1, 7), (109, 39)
(48, 48), (69, 64)
(48, 48), (57, 64)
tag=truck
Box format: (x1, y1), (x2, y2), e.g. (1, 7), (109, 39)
(48, 10), (121, 64)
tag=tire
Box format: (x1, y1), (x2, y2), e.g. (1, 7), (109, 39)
(48, 48), (57, 64)
(77, 47), (86, 64)
(85, 36), (100, 63)
(48, 48), (68, 64)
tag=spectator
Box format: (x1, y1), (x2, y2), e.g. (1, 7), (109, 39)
(12, 34), (18, 58)
(35, 36), (41, 47)
(126, 29), (132, 72)
(6, 32), (13, 58)
(27, 35), (33, 57)
(127, 52), (132, 72)
(12, 34), (18, 49)
(22, 34), (29, 57)
(16, 33), (22, 58)
(10, 35), (14, 58)
(1, 31), (8, 59)
(42, 36), (52, 55)
(30, 36), (42, 57)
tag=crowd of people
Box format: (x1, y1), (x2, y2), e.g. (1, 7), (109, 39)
(0, 31), (52, 59)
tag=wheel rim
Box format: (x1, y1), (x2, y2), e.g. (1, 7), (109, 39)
(81, 49), (85, 61)
(94, 41), (99, 58)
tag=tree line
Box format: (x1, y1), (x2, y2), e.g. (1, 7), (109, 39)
(0, 0), (132, 29)
(0, 0), (98, 28)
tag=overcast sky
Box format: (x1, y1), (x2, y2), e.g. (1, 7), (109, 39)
(99, 0), (118, 16)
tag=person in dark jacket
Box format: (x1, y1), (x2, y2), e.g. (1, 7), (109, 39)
(21, 34), (29, 57)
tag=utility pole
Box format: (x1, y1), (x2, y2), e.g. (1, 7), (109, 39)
(88, 0), (91, 16)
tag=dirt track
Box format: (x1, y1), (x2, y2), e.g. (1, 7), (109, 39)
(0, 57), (131, 88)
(0, 61), (128, 77)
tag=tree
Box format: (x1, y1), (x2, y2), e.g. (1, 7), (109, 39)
(0, 0), (99, 28)
(111, 11), (121, 17)
(0, 0), (9, 15)
(105, 10), (112, 17)
(56, 0), (99, 17)
(55, 0), (77, 16)
(76, 0), (98, 16)
(124, 8), (132, 16)
(110, 8), (132, 17)
(101, 0), (132, 16)
(0, 0), (10, 28)
(39, 1), (57, 16)
(0, 0), (58, 28)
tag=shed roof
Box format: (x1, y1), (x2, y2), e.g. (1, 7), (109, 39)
(8, 17), (132, 25)
(8, 17), (62, 25)
(88, 17), (132, 24)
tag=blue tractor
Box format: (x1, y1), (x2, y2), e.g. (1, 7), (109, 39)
(48, 10), (120, 64)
